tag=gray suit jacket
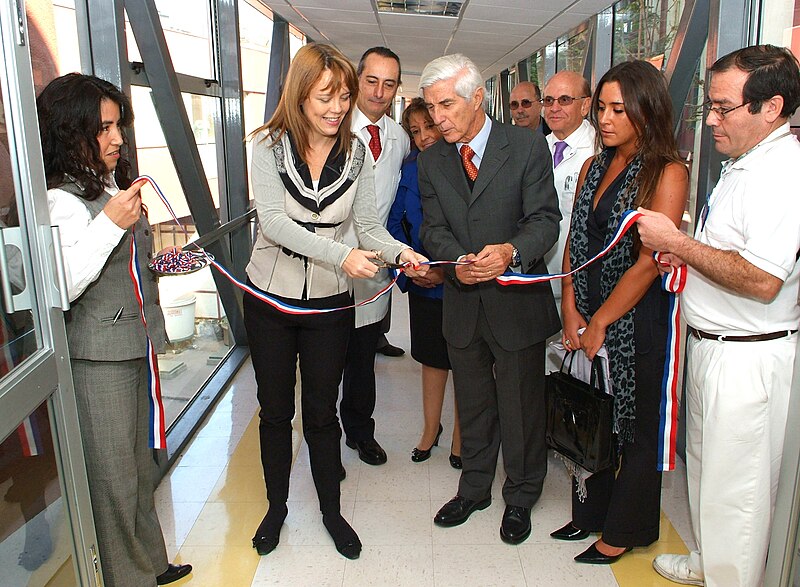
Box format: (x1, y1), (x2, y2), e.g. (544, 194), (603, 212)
(418, 120), (561, 351)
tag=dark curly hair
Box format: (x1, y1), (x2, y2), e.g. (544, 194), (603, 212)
(36, 73), (134, 200)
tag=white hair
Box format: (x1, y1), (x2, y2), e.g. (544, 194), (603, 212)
(419, 54), (483, 101)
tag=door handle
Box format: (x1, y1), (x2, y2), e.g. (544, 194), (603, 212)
(0, 226), (32, 312)
(46, 226), (71, 311)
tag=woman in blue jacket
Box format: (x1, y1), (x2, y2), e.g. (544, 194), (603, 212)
(388, 98), (461, 468)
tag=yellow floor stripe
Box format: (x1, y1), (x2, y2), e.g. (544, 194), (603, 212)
(612, 511), (690, 586)
(175, 410), (691, 586)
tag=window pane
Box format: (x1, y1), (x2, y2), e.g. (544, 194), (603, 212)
(612, 0), (686, 67)
(0, 401), (78, 586)
(240, 0), (273, 138)
(126, 0), (215, 79)
(557, 26), (591, 73)
(130, 87), (230, 430)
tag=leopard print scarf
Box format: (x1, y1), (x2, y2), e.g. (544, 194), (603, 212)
(569, 148), (642, 443)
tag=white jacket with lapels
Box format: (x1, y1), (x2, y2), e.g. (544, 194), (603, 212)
(246, 130), (407, 301)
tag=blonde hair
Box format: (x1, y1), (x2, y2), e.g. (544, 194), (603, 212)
(252, 43), (359, 159)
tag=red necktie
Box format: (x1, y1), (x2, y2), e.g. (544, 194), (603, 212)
(366, 125), (382, 160)
(460, 144), (478, 181)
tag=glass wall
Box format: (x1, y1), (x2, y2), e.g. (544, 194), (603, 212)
(557, 25), (591, 73)
(612, 0), (686, 67)
(0, 401), (77, 587)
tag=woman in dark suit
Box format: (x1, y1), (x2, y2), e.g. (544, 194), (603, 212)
(388, 98), (461, 468)
(552, 60), (688, 564)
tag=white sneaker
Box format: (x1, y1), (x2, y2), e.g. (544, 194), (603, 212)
(652, 554), (704, 585)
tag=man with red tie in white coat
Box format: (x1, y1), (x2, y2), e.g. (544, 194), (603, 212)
(340, 47), (410, 468)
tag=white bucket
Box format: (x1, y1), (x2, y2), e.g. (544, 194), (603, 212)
(162, 294), (196, 342)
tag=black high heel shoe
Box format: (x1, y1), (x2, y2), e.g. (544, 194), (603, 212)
(449, 452), (462, 469)
(411, 423), (443, 462)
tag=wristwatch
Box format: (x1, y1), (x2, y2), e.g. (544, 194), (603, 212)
(510, 246), (521, 267)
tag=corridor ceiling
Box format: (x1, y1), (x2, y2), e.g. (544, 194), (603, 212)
(264, 0), (613, 96)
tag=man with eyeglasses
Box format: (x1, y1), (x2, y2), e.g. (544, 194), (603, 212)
(509, 82), (549, 134)
(541, 72), (595, 300)
(540, 71), (596, 372)
(636, 45), (800, 587)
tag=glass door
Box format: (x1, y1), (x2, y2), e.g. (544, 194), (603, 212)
(0, 2), (100, 585)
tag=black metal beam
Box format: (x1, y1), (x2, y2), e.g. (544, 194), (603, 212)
(215, 0), (250, 344)
(123, 0), (244, 342)
(265, 15), (290, 123)
(665, 0), (709, 133)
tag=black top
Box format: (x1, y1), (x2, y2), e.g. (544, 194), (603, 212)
(586, 161), (629, 316)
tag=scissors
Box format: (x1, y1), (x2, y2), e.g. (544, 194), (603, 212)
(368, 251), (406, 269)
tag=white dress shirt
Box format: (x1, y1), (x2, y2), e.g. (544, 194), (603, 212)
(344, 107), (410, 327)
(48, 180), (126, 301)
(545, 119), (597, 298)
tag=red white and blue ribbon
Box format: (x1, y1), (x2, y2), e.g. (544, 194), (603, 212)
(17, 411), (44, 457)
(138, 176), (687, 467)
(128, 227), (166, 450)
(655, 251), (686, 471)
(209, 258), (467, 315)
(496, 209), (641, 286)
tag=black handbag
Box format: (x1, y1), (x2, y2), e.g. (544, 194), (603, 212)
(545, 352), (614, 473)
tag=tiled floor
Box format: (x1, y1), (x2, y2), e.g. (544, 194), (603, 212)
(155, 295), (693, 586)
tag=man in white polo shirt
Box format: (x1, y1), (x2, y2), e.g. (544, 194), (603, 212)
(636, 44), (800, 587)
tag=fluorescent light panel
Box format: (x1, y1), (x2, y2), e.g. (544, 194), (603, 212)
(376, 1), (465, 17)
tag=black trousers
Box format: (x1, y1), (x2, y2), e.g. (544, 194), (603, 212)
(340, 318), (383, 441)
(571, 293), (669, 547)
(448, 304), (548, 508)
(244, 287), (352, 515)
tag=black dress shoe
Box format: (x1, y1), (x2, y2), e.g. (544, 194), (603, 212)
(339, 465), (347, 482)
(252, 531), (280, 556)
(252, 505), (287, 556)
(376, 341), (405, 357)
(500, 505), (531, 544)
(346, 438), (387, 465)
(550, 521), (590, 541)
(574, 542), (632, 564)
(434, 495), (491, 527)
(156, 563), (192, 585)
(449, 453), (462, 469)
(411, 424), (443, 462)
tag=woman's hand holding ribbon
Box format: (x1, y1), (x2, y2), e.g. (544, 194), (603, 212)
(105, 179), (146, 229)
(398, 249), (429, 278)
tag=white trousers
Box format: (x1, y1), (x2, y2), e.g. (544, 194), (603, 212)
(685, 333), (796, 587)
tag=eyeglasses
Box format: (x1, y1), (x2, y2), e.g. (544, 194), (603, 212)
(541, 95), (590, 108)
(510, 99), (537, 109)
(703, 100), (750, 120)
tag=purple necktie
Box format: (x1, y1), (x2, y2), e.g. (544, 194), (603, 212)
(553, 141), (568, 168)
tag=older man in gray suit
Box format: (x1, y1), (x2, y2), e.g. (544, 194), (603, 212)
(418, 54), (561, 545)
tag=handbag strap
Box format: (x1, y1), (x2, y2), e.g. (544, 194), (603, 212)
(589, 356), (607, 395)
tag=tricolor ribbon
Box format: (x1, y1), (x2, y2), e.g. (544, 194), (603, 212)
(17, 411), (44, 457)
(137, 176), (687, 468)
(655, 251), (686, 472)
(127, 209), (167, 450)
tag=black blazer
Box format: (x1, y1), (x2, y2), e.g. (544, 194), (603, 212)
(418, 119), (561, 351)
